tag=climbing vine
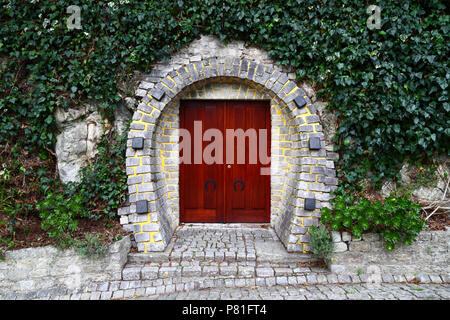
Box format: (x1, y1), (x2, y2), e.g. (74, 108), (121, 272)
(0, 0), (448, 186)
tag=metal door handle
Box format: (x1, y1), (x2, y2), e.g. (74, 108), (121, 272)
(233, 179), (245, 192)
(205, 179), (216, 191)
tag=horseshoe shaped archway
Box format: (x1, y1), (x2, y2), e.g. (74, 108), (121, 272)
(123, 57), (337, 253)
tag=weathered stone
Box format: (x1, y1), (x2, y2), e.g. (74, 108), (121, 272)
(333, 242), (348, 253)
(349, 242), (370, 252)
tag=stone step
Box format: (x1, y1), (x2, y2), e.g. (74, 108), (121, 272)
(127, 251), (314, 264)
(121, 262), (327, 282)
(85, 272), (449, 300)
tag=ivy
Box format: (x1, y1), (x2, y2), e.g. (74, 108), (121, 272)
(1, 0), (449, 185)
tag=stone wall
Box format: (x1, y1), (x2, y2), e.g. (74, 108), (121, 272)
(0, 236), (131, 299)
(329, 229), (449, 276)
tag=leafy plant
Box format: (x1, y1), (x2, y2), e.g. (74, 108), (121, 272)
(36, 188), (86, 248)
(73, 233), (108, 260)
(321, 190), (425, 250)
(309, 224), (334, 267)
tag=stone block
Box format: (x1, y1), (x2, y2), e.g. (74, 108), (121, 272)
(294, 95), (307, 108)
(134, 233), (150, 243)
(150, 88), (165, 101)
(362, 233), (380, 242)
(122, 268), (141, 281)
(349, 242), (370, 252)
(333, 242), (348, 252)
(131, 137), (144, 149)
(256, 267), (274, 277)
(304, 198), (316, 211)
(331, 231), (341, 243)
(342, 232), (351, 242)
(135, 200), (148, 214)
(309, 137), (321, 150)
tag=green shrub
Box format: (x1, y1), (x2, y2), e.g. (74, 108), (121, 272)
(73, 233), (108, 260)
(36, 188), (86, 248)
(309, 224), (334, 267)
(321, 190), (425, 250)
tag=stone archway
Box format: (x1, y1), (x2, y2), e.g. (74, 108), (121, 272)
(121, 56), (338, 253)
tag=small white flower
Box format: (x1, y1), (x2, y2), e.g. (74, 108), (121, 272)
(42, 18), (50, 28)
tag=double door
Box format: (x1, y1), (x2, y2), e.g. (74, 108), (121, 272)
(179, 100), (270, 223)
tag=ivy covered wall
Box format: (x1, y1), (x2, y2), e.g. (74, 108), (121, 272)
(0, 0), (448, 185)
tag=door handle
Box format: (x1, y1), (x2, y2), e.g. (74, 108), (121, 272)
(205, 179), (216, 192)
(233, 179), (245, 192)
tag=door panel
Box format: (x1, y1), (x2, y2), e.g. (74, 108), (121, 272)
(225, 101), (270, 223)
(180, 101), (224, 222)
(180, 100), (270, 223)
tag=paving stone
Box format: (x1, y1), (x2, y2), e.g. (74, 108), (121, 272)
(124, 289), (136, 298)
(256, 267), (275, 277)
(112, 291), (124, 299)
(19, 225), (450, 301)
(145, 287), (156, 295)
(382, 273), (395, 283)
(265, 277), (276, 286)
(297, 275), (307, 285)
(89, 292), (101, 300)
(182, 266), (202, 277)
(429, 275), (443, 283)
(122, 267), (141, 281)
(238, 266), (255, 277)
(97, 282), (109, 292)
(100, 291), (113, 300)
(220, 265), (237, 276)
(306, 274), (318, 284)
(276, 276), (288, 286)
(416, 274), (431, 283)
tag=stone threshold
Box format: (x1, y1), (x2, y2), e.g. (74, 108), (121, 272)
(128, 223), (314, 264)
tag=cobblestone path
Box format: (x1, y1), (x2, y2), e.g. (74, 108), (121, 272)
(132, 283), (450, 300)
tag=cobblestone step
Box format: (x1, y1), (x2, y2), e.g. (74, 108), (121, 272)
(121, 261), (329, 281)
(80, 273), (450, 300)
(127, 251), (314, 264)
(6, 266), (447, 300)
(132, 283), (450, 300)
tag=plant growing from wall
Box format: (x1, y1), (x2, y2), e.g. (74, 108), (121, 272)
(75, 129), (128, 220)
(309, 224), (334, 268)
(73, 233), (108, 260)
(321, 190), (425, 250)
(36, 188), (86, 248)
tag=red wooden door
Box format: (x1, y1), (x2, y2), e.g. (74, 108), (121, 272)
(180, 100), (270, 223)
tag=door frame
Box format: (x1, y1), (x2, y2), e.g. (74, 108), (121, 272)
(179, 99), (271, 223)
